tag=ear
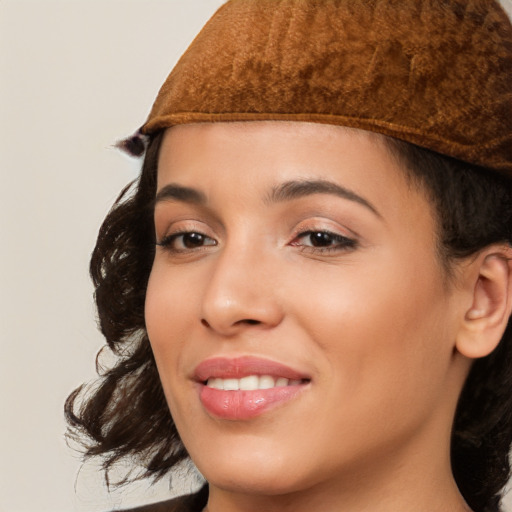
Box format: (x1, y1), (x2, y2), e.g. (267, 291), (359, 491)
(456, 244), (512, 359)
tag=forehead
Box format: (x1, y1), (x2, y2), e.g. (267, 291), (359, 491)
(156, 121), (426, 212)
(160, 121), (393, 178)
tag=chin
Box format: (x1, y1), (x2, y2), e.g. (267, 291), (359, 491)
(188, 434), (314, 496)
(201, 462), (309, 497)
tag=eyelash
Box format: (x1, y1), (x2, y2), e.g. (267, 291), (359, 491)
(157, 231), (217, 253)
(290, 230), (357, 254)
(156, 228), (357, 255)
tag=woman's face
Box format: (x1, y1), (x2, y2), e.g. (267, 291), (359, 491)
(145, 122), (467, 497)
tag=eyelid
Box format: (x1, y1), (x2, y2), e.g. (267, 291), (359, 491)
(153, 202), (223, 231)
(289, 218), (357, 241)
(288, 218), (359, 255)
(291, 230), (357, 249)
(157, 230), (216, 246)
(156, 230), (218, 261)
(156, 217), (215, 239)
(155, 218), (219, 249)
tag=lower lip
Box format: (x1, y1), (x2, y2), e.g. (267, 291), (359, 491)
(199, 384), (306, 420)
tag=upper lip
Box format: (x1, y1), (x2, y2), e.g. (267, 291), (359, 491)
(194, 356), (311, 382)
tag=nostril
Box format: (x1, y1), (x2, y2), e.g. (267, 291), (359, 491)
(240, 319), (260, 325)
(200, 317), (262, 330)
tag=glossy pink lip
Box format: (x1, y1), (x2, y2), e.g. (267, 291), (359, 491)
(194, 356), (310, 382)
(194, 356), (310, 420)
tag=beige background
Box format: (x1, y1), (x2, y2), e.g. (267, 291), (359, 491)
(1, 1), (511, 511)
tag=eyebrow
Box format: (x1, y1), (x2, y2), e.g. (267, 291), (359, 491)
(154, 179), (381, 218)
(155, 184), (207, 206)
(266, 179), (381, 218)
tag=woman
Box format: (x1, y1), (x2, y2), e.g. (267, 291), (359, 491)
(66, 1), (512, 511)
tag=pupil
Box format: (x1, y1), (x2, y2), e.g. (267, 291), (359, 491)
(183, 233), (204, 248)
(310, 232), (333, 247)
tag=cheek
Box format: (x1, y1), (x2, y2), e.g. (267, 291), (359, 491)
(146, 258), (201, 332)
(144, 264), (198, 393)
(298, 252), (454, 413)
(145, 266), (210, 441)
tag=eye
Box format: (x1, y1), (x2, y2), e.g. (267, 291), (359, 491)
(291, 230), (357, 252)
(157, 231), (217, 252)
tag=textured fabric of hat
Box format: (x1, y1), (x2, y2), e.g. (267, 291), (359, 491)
(141, 0), (512, 174)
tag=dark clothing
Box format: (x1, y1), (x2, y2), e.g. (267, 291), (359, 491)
(117, 485), (208, 512)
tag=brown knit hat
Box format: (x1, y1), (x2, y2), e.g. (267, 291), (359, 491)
(141, 0), (512, 174)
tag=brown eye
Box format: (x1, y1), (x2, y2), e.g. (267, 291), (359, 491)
(308, 232), (337, 247)
(290, 230), (357, 253)
(182, 232), (208, 248)
(157, 231), (217, 252)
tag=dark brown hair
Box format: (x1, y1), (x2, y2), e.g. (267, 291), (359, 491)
(65, 129), (512, 512)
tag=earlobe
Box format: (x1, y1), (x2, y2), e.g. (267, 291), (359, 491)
(456, 245), (512, 359)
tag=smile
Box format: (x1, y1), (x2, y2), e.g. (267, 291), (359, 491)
(206, 375), (303, 390)
(194, 357), (310, 420)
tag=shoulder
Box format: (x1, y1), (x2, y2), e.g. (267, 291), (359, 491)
(114, 486), (208, 512)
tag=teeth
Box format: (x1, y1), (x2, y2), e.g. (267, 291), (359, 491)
(223, 378), (239, 390)
(259, 375), (275, 389)
(206, 375), (299, 390)
(208, 378), (224, 390)
(240, 375), (259, 390)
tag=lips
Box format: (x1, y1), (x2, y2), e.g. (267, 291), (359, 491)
(194, 356), (310, 420)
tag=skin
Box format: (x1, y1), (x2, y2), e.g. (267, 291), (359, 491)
(145, 121), (480, 512)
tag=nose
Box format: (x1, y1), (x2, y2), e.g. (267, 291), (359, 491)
(200, 245), (284, 336)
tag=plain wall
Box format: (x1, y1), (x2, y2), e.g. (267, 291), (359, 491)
(1, 1), (512, 511)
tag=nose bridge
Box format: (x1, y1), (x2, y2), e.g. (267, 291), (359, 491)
(200, 237), (282, 334)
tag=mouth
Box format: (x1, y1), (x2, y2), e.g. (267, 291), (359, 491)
(194, 356), (311, 420)
(205, 375), (306, 391)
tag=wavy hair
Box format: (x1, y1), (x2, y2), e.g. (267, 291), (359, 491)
(65, 130), (512, 511)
